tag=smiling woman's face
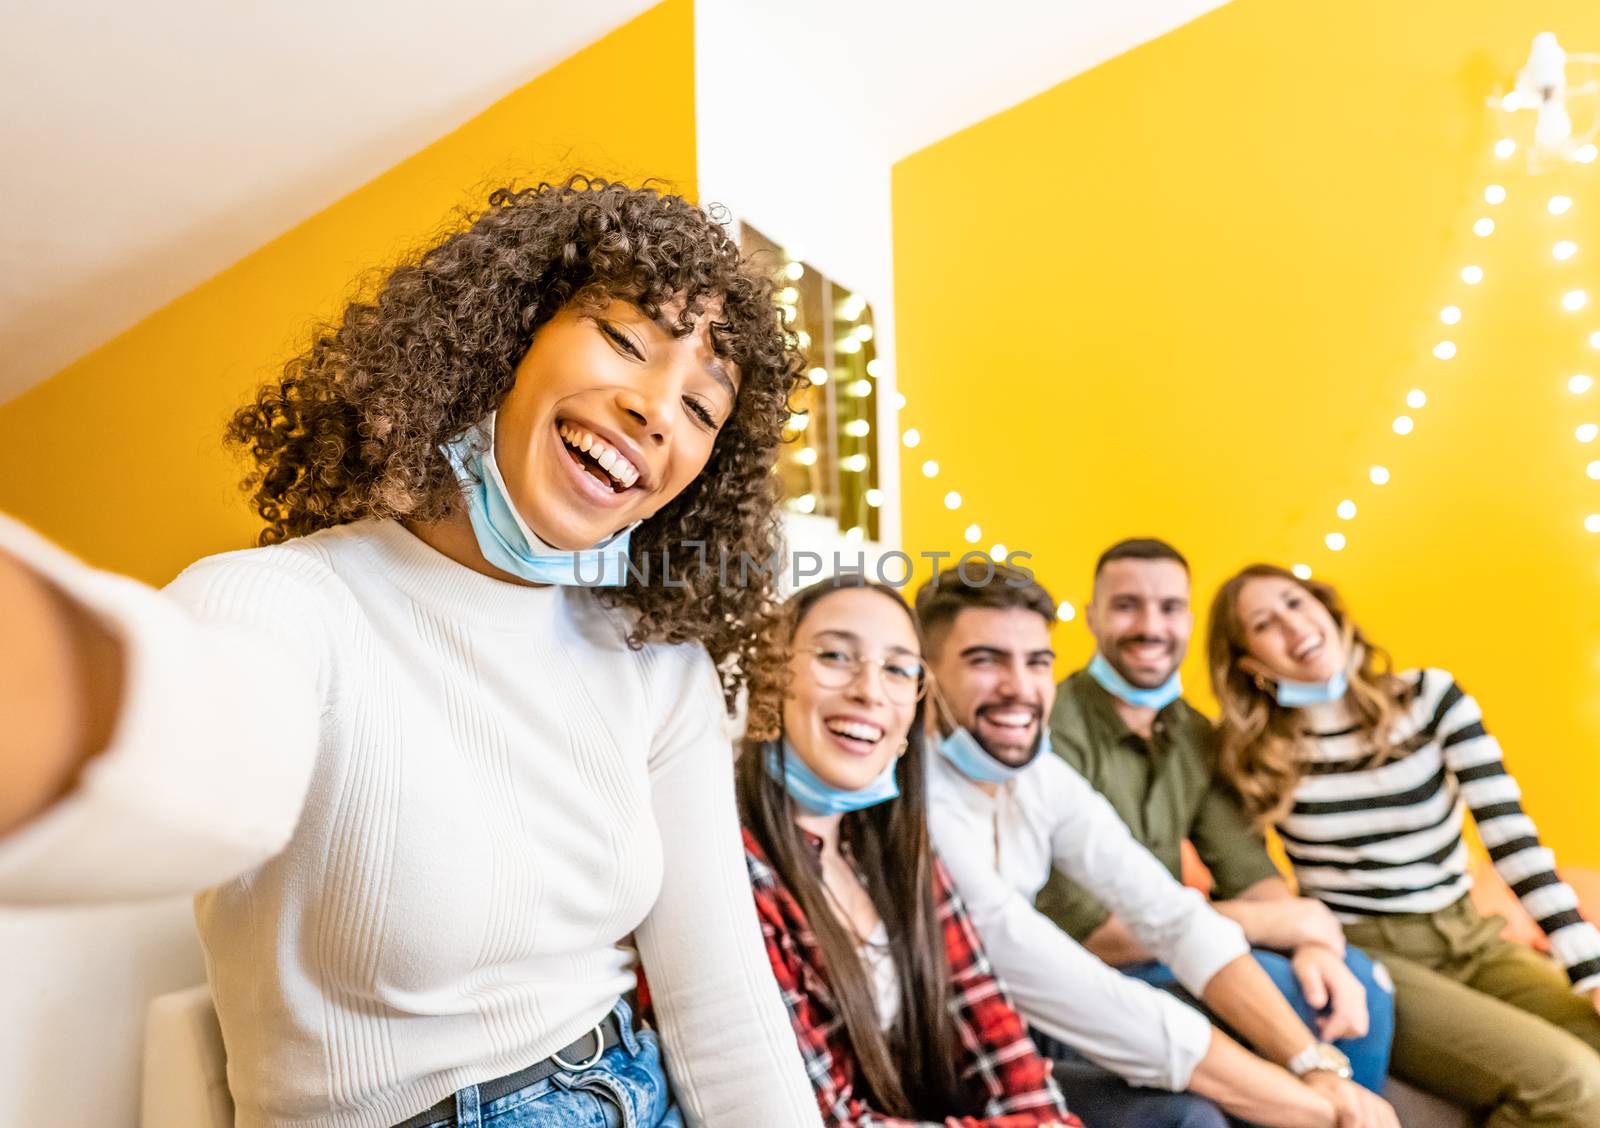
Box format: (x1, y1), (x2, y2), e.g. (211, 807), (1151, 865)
(1234, 575), (1347, 683)
(782, 587), (924, 794)
(493, 297), (740, 550)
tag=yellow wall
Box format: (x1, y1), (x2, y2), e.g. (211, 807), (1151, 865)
(893, 1), (1600, 863)
(0, 0), (696, 585)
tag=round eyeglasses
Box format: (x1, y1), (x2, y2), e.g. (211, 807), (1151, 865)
(805, 647), (927, 704)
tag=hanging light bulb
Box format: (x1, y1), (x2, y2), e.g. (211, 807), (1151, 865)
(991, 544), (1009, 561)
(1370, 465), (1391, 485)
(1433, 341), (1457, 360)
(902, 428), (921, 448)
(1570, 375), (1594, 394)
(793, 493), (817, 514)
(843, 418), (871, 437)
(1474, 217), (1496, 237)
(1555, 241), (1579, 261)
(1407, 389), (1428, 409)
(964, 524), (981, 544)
(1514, 33), (1575, 151)
(1484, 185), (1508, 205)
(1325, 532), (1347, 551)
(1564, 290), (1589, 312)
(1550, 195), (1575, 215)
(865, 488), (884, 507)
(808, 367), (828, 386)
(1337, 499), (1358, 520)
(943, 491), (962, 510)
(795, 446), (818, 466)
(1057, 601), (1077, 622)
(842, 453), (869, 472)
(1461, 265), (1484, 285)
(1292, 564), (1313, 580)
(921, 460), (939, 477)
(1440, 305), (1462, 324)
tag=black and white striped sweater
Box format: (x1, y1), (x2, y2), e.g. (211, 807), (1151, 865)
(1277, 667), (1600, 992)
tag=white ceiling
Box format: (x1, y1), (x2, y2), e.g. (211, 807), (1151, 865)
(0, 0), (1227, 403)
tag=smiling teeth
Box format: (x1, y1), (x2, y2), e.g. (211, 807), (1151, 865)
(558, 423), (639, 487)
(826, 719), (884, 742)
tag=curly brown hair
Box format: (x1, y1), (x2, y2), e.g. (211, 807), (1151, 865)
(226, 176), (804, 704)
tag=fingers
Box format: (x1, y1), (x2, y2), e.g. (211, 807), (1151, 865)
(1320, 968), (1369, 1041)
(1296, 957), (1330, 1010)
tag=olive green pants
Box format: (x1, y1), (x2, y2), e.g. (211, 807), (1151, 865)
(1343, 897), (1600, 1128)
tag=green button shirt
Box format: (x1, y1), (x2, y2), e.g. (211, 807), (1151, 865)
(1036, 669), (1281, 942)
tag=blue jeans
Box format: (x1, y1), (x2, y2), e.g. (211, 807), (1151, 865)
(1124, 947), (1395, 1093)
(1030, 1032), (1231, 1128)
(414, 1000), (681, 1128)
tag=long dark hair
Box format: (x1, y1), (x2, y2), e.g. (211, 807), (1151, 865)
(735, 576), (970, 1119)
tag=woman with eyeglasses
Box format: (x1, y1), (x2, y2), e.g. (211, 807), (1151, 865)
(691, 575), (1079, 1127)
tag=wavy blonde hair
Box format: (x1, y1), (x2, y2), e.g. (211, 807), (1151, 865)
(1207, 564), (1410, 825)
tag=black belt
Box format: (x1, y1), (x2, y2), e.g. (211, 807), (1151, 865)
(392, 1013), (625, 1128)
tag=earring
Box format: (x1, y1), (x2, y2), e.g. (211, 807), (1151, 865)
(897, 739), (909, 757)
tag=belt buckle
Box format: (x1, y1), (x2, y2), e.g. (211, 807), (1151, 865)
(550, 1020), (606, 1072)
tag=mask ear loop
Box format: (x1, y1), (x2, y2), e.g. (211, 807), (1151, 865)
(926, 677), (960, 740)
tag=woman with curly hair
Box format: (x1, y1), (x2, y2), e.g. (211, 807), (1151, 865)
(697, 575), (1078, 1128)
(0, 178), (825, 1128)
(1207, 564), (1600, 1126)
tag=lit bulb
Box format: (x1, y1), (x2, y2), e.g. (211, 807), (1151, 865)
(845, 525), (865, 543)
(848, 378), (872, 397)
(837, 336), (862, 354)
(922, 460), (939, 477)
(1587, 515), (1600, 535)
(1484, 184), (1508, 205)
(1407, 389), (1427, 409)
(866, 359), (884, 378)
(1337, 499), (1358, 520)
(1495, 138), (1517, 159)
(1593, 332), (1600, 350)
(1501, 92), (1524, 112)
(782, 305), (797, 323)
(1570, 375), (1594, 394)
(1292, 563), (1313, 580)
(794, 330), (811, 350)
(1433, 341), (1457, 360)
(1555, 241), (1579, 261)
(794, 493), (817, 514)
(808, 367), (828, 385)
(1326, 532), (1347, 551)
(795, 446), (818, 466)
(1537, 100), (1574, 148)
(1394, 415), (1415, 435)
(1550, 195), (1574, 215)
(902, 428), (921, 448)
(839, 294), (867, 321)
(964, 524), (981, 544)
(1440, 306), (1462, 324)
(1565, 290), (1589, 312)
(1473, 217), (1496, 237)
(1588, 461), (1600, 480)
(842, 453), (869, 472)
(1461, 265), (1484, 285)
(784, 261), (805, 281)
(991, 544), (1008, 562)
(778, 286), (799, 305)
(1370, 465), (1390, 485)
(894, 392), (908, 410)
(1578, 423), (1599, 444)
(865, 488), (884, 507)
(843, 419), (871, 438)
(786, 412), (810, 431)
(944, 491), (962, 510)
(1057, 601), (1077, 622)
(853, 324), (874, 342)
(1578, 144), (1599, 164)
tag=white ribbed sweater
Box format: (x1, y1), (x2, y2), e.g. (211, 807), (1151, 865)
(0, 517), (821, 1128)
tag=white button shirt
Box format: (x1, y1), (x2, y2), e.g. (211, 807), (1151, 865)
(927, 748), (1249, 1091)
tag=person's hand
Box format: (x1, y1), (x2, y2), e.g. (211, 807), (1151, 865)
(1303, 1072), (1400, 1128)
(1282, 897), (1347, 953)
(1292, 943), (1369, 1041)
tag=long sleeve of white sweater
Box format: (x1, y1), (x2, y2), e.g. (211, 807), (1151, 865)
(0, 515), (822, 1128)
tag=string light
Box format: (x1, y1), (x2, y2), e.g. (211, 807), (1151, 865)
(865, 488), (884, 507)
(1587, 515), (1600, 534)
(1555, 241), (1579, 261)
(1592, 331), (1600, 349)
(837, 337), (863, 354)
(786, 412), (810, 432)
(894, 392), (907, 410)
(795, 330), (812, 350)
(808, 367), (828, 386)
(1565, 290), (1589, 312)
(838, 293), (868, 321)
(866, 359), (884, 378)
(1462, 265), (1485, 284)
(1578, 423), (1599, 443)
(845, 526), (865, 543)
(902, 428), (921, 447)
(848, 378), (872, 397)
(1550, 195), (1575, 215)
(1485, 184), (1508, 204)
(1589, 461), (1600, 479)
(1292, 563), (1313, 580)
(1370, 465), (1391, 485)
(922, 460), (940, 477)
(991, 544), (1009, 561)
(794, 493), (817, 514)
(1337, 499), (1358, 520)
(1326, 532), (1347, 551)
(795, 446), (818, 466)
(778, 286), (799, 305)
(1433, 341), (1457, 359)
(842, 453), (869, 472)
(1407, 389), (1428, 409)
(1579, 144), (1599, 164)
(944, 491), (962, 510)
(784, 261), (805, 281)
(1440, 305), (1462, 324)
(843, 419), (871, 438)
(1474, 217), (1496, 237)
(1495, 138), (1518, 159)
(964, 524), (981, 544)
(1394, 415), (1415, 435)
(853, 324), (874, 343)
(1570, 375), (1594, 394)
(1057, 601), (1077, 622)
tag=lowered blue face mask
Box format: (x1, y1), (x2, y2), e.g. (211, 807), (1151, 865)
(938, 725), (1044, 784)
(765, 738), (900, 816)
(1088, 652), (1183, 711)
(440, 414), (638, 587)
(1274, 668), (1349, 708)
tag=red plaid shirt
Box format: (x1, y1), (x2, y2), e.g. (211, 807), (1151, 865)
(742, 828), (1077, 1128)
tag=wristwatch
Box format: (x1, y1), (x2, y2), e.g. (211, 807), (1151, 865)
(1287, 1042), (1353, 1081)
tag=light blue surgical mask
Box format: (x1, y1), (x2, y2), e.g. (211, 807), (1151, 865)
(1088, 652), (1183, 711)
(1274, 668), (1349, 708)
(440, 413), (638, 587)
(938, 725), (1045, 784)
(765, 738), (900, 816)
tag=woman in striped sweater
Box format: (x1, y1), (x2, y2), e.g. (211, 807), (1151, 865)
(1206, 564), (1600, 1127)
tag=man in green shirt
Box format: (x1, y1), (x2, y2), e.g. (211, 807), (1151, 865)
(1037, 537), (1396, 1090)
